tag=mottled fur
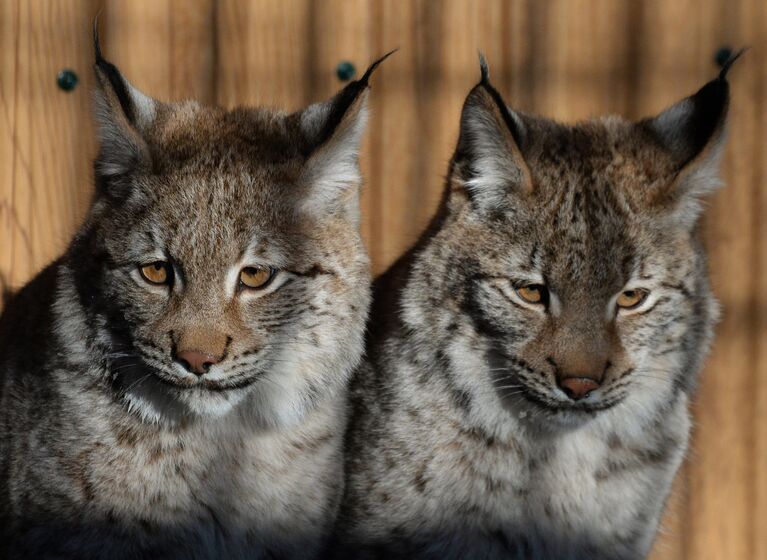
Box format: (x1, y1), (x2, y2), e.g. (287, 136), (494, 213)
(0, 37), (386, 558)
(334, 57), (737, 559)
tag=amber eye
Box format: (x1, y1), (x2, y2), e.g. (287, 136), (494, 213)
(240, 266), (275, 290)
(515, 284), (547, 305)
(139, 262), (171, 285)
(616, 289), (649, 310)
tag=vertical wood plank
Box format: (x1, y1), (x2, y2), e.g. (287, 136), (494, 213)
(0, 0), (99, 297)
(736, 0), (767, 559)
(0, 0), (19, 302)
(216, 0), (311, 110)
(170, 0), (216, 103)
(521, 0), (633, 120)
(756, 1), (767, 554)
(755, 0), (767, 547)
(103, 0), (215, 103)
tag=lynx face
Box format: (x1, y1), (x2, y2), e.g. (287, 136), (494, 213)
(403, 61), (728, 427)
(67, 50), (382, 424)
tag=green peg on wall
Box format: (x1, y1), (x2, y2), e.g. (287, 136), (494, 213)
(336, 61), (356, 82)
(57, 69), (79, 92)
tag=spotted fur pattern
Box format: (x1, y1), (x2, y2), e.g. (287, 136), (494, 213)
(0, 38), (385, 559)
(334, 58), (736, 559)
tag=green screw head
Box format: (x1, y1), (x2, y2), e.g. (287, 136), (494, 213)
(336, 61), (356, 82)
(714, 47), (733, 68)
(57, 69), (79, 92)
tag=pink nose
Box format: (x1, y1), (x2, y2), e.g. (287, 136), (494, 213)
(558, 377), (601, 400)
(175, 350), (221, 375)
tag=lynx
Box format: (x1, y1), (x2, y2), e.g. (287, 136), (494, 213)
(0, 30), (389, 559)
(334, 55), (740, 559)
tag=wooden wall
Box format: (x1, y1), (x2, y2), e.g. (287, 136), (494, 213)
(1, 1), (765, 558)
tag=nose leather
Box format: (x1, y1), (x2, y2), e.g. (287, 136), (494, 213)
(175, 350), (221, 375)
(558, 376), (601, 400)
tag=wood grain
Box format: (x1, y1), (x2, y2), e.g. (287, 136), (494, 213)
(0, 2), (765, 557)
(0, 0), (98, 292)
(103, 0), (215, 103)
(216, 0), (311, 110)
(756, 4), (767, 558)
(0, 0), (18, 298)
(755, 2), (767, 556)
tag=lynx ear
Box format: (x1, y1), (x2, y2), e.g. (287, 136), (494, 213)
(92, 22), (157, 181)
(298, 51), (395, 215)
(453, 56), (532, 213)
(640, 50), (744, 223)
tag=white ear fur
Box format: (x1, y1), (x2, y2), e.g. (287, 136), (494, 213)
(121, 80), (157, 130)
(461, 100), (528, 211)
(294, 50), (393, 216)
(666, 135), (726, 227)
(93, 43), (157, 178)
(299, 94), (369, 215)
(642, 71), (732, 226)
(454, 77), (532, 214)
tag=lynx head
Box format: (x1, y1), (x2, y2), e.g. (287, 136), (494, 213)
(61, 35), (391, 425)
(402, 55), (740, 427)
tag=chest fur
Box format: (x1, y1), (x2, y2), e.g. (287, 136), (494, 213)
(47, 405), (346, 559)
(349, 380), (690, 559)
(92, 432), (310, 509)
(106, 423), (337, 511)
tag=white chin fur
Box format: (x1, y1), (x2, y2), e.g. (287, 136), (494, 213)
(122, 381), (244, 424)
(176, 388), (246, 418)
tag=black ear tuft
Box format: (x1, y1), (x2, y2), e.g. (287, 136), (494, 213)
(93, 14), (103, 61)
(359, 49), (398, 88)
(478, 52), (490, 85)
(638, 50), (744, 224)
(297, 51), (395, 213)
(472, 54), (525, 149)
(93, 15), (136, 124)
(451, 56), (533, 211)
(307, 49), (397, 153)
(640, 49), (744, 171)
(91, 18), (157, 181)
